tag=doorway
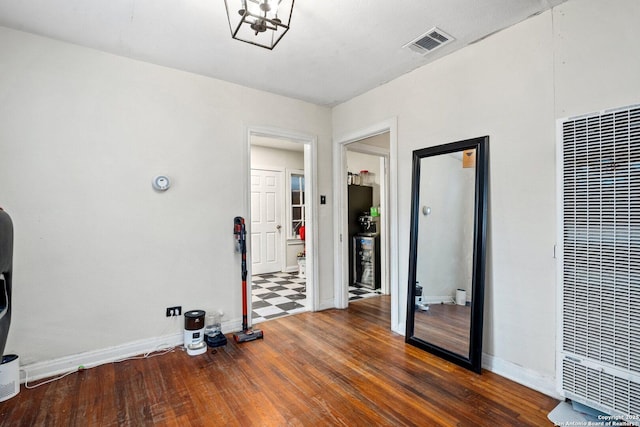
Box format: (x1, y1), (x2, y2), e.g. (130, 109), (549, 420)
(345, 136), (389, 302)
(248, 129), (317, 324)
(333, 118), (401, 334)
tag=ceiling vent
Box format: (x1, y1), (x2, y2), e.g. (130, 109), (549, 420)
(404, 27), (454, 54)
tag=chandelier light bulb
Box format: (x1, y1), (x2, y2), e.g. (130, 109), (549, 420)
(266, 0), (280, 15)
(260, 1), (271, 13)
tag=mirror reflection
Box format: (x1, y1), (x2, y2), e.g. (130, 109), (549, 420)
(406, 137), (488, 373)
(413, 150), (476, 357)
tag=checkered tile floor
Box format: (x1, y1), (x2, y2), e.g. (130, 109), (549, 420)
(349, 285), (382, 301)
(251, 272), (307, 323)
(251, 273), (384, 324)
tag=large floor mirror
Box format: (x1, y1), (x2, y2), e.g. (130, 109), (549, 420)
(405, 136), (489, 373)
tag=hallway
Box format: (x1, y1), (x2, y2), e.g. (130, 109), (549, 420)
(251, 273), (383, 323)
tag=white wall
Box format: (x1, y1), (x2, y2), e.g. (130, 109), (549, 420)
(553, 0), (640, 117)
(346, 151), (380, 206)
(0, 27), (332, 364)
(250, 145), (304, 171)
(332, 0), (640, 394)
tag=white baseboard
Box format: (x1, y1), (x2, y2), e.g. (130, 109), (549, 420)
(20, 332), (183, 384)
(482, 353), (561, 399)
(423, 296), (456, 304)
(20, 320), (241, 384)
(317, 298), (335, 311)
(392, 322), (405, 335)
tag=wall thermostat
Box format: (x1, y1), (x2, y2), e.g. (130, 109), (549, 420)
(152, 175), (171, 191)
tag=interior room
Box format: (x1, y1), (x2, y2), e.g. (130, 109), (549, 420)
(346, 146), (386, 301)
(1, 0), (639, 425)
(249, 136), (309, 322)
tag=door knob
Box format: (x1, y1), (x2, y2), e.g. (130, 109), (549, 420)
(276, 225), (282, 230)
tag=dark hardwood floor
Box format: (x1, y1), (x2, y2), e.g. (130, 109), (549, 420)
(414, 303), (471, 356)
(0, 296), (558, 426)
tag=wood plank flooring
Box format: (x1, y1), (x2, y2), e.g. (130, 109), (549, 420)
(0, 296), (558, 426)
(413, 304), (471, 356)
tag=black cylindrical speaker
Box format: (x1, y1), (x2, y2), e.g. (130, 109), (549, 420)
(184, 310), (205, 331)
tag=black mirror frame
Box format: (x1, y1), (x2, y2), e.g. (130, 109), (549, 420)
(405, 136), (489, 374)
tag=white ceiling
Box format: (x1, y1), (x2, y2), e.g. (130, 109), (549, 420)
(0, 0), (566, 106)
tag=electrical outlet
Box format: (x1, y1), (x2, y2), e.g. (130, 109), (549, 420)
(166, 306), (182, 317)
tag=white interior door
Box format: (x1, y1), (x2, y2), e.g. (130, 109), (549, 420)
(250, 169), (283, 275)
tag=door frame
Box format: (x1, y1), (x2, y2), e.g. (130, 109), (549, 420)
(333, 117), (401, 334)
(245, 125), (318, 315)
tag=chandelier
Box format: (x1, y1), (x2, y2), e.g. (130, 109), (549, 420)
(224, 0), (295, 50)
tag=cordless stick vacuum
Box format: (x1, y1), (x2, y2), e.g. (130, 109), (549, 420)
(232, 216), (263, 343)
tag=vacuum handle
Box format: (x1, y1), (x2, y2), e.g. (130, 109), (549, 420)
(234, 216), (246, 250)
(234, 216), (248, 280)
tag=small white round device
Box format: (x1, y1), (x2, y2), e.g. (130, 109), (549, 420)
(152, 175), (171, 191)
